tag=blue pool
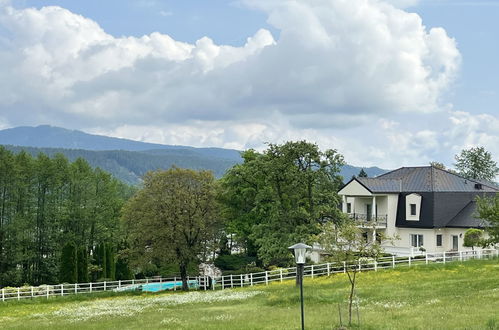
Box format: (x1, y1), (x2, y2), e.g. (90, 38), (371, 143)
(141, 280), (199, 292)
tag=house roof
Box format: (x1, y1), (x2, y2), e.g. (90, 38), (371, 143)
(357, 166), (499, 193)
(445, 201), (487, 228)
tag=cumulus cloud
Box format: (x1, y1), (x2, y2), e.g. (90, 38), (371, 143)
(0, 0), (475, 169)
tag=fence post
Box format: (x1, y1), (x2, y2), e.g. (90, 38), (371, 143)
(46, 286), (49, 299)
(264, 271), (268, 285)
(60, 284), (64, 296)
(104, 281), (107, 292)
(250, 273), (253, 286)
(17, 288), (20, 301)
(31, 286), (34, 298)
(343, 261), (346, 273)
(174, 277), (176, 291)
(231, 274), (234, 288)
(241, 274), (244, 287)
(425, 253), (428, 265)
(212, 277), (215, 290)
(358, 259), (361, 272)
(311, 265), (314, 278)
(1, 288), (4, 302)
(146, 278), (149, 284)
(327, 263), (330, 276)
(459, 251), (463, 262)
(222, 276), (225, 290)
(392, 256), (395, 268)
(74, 283), (77, 294)
(374, 260), (377, 271)
(408, 256), (411, 267)
(280, 269), (283, 282)
(90, 282), (93, 293)
(118, 280), (121, 289)
(443, 252), (446, 264)
(132, 279), (135, 285)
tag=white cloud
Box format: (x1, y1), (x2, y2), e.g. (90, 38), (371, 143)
(0, 0), (475, 169)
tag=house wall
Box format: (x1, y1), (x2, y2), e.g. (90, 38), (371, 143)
(392, 227), (475, 253)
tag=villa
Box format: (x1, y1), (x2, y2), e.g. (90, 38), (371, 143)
(336, 166), (498, 256)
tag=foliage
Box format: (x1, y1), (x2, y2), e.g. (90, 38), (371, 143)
(430, 161), (446, 170)
(476, 194), (499, 245)
(123, 167), (221, 290)
(0, 146), (130, 287)
(219, 141), (345, 267)
(59, 243), (77, 284)
(214, 254), (257, 271)
(77, 247), (89, 283)
(358, 168), (368, 177)
(454, 146), (499, 181)
(316, 217), (392, 326)
(463, 228), (484, 250)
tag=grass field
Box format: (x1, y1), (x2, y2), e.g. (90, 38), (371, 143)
(0, 259), (498, 329)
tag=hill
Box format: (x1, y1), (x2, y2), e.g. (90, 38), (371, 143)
(0, 126), (387, 184)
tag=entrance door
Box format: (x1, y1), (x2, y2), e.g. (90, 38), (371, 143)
(452, 235), (459, 251)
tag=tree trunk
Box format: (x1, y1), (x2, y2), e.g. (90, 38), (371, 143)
(180, 262), (189, 291)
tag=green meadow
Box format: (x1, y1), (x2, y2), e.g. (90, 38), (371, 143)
(1, 259), (498, 330)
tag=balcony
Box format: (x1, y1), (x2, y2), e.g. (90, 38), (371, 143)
(347, 213), (387, 228)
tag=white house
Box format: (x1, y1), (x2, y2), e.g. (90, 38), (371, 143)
(335, 166), (498, 256)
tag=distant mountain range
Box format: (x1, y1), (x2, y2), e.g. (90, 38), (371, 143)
(0, 125), (388, 184)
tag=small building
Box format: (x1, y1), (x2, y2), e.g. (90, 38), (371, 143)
(337, 166), (498, 256)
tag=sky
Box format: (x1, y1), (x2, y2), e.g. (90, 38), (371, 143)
(0, 0), (498, 169)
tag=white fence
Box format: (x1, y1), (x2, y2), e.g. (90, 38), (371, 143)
(1, 249), (497, 302)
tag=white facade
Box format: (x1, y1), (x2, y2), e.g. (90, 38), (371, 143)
(337, 180), (477, 257)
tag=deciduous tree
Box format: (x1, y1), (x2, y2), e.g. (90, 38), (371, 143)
(454, 147), (499, 181)
(123, 168), (220, 290)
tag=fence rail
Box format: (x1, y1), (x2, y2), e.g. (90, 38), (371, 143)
(1, 249), (497, 302)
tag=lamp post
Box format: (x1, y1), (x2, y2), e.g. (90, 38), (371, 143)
(289, 243), (312, 330)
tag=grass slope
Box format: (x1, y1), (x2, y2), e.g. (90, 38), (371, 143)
(0, 259), (498, 329)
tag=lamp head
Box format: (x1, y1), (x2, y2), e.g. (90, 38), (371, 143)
(288, 243), (312, 264)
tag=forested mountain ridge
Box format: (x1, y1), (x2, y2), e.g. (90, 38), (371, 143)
(0, 126), (388, 184)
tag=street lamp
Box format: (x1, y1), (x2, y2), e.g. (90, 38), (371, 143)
(289, 243), (312, 330)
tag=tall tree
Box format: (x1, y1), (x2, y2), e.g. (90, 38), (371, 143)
(429, 161), (446, 170)
(220, 141), (345, 266)
(123, 168), (220, 290)
(454, 147), (499, 181)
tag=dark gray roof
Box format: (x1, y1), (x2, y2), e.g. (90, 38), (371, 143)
(359, 166), (499, 193)
(446, 201), (488, 228)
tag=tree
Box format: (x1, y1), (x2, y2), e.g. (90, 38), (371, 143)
(316, 218), (392, 326)
(77, 246), (89, 283)
(219, 141), (345, 266)
(429, 161), (446, 170)
(454, 147), (499, 181)
(123, 168), (220, 290)
(476, 194), (499, 246)
(463, 228), (484, 250)
(358, 168), (368, 177)
(59, 242), (78, 283)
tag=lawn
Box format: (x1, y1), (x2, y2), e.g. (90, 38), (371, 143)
(0, 259), (498, 329)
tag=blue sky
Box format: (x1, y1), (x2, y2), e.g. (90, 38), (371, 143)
(1, 0), (498, 169)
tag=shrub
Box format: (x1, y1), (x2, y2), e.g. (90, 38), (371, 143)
(214, 254), (256, 271)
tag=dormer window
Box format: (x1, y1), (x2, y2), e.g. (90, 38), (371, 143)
(410, 204), (417, 216)
(406, 193), (421, 221)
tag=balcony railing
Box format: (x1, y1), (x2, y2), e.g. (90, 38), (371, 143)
(348, 213), (387, 228)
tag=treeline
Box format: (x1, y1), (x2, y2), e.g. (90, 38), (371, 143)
(0, 147), (134, 287)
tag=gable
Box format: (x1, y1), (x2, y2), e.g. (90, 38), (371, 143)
(338, 179), (372, 196)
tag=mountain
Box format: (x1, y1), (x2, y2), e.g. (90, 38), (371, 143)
(0, 126), (388, 184)
(0, 125), (241, 161)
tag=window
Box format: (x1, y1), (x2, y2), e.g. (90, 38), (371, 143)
(410, 204), (417, 216)
(410, 234), (424, 247)
(436, 234), (442, 247)
(346, 203), (352, 213)
(362, 232), (368, 242)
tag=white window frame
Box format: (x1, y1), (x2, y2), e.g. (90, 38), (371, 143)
(410, 234), (424, 247)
